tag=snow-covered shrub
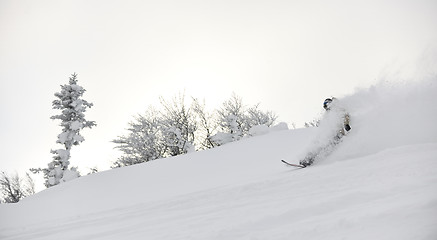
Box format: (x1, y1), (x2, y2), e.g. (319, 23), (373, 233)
(0, 172), (35, 203)
(159, 94), (197, 156)
(113, 94), (198, 167)
(246, 104), (277, 129)
(112, 109), (165, 167)
(31, 73), (96, 187)
(212, 93), (277, 146)
(192, 98), (217, 149)
(215, 94), (245, 142)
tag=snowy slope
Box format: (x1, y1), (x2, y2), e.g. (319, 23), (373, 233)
(1, 80), (437, 240)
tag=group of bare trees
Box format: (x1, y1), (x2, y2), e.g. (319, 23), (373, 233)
(112, 93), (278, 168)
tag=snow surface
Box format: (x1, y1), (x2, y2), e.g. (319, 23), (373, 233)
(1, 80), (436, 240)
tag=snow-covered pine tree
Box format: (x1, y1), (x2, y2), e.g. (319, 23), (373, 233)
(32, 73), (96, 187)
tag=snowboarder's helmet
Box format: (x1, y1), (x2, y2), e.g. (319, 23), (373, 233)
(323, 98), (333, 110)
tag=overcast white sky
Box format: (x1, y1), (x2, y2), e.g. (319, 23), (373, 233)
(1, 0), (436, 178)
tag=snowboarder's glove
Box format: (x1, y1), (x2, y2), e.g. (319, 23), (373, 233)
(345, 124), (351, 131)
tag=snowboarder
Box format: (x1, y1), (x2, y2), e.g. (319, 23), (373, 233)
(323, 97), (351, 136)
(299, 97), (351, 167)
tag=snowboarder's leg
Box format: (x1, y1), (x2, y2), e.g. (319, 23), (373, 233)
(300, 136), (342, 167)
(299, 151), (317, 167)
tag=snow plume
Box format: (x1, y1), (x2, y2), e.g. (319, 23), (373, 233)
(327, 77), (437, 162)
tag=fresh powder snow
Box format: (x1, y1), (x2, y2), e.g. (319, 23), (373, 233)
(0, 80), (436, 240)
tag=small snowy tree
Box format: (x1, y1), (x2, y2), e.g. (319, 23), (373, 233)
(246, 104), (277, 128)
(31, 73), (96, 187)
(159, 94), (197, 156)
(113, 94), (198, 167)
(215, 93), (245, 143)
(112, 108), (165, 168)
(0, 172), (35, 203)
(192, 98), (216, 149)
(212, 93), (277, 146)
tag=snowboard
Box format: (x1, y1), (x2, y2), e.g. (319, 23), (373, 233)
(281, 160), (306, 168)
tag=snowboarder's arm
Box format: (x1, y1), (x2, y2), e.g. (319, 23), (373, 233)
(344, 113), (351, 131)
